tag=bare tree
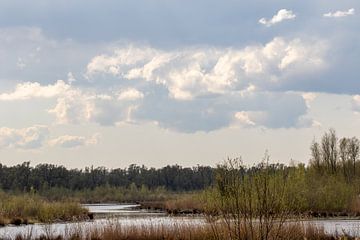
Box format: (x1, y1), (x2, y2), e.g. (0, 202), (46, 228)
(210, 155), (291, 240)
(339, 137), (350, 179)
(310, 140), (322, 173)
(348, 137), (360, 176)
(321, 129), (338, 174)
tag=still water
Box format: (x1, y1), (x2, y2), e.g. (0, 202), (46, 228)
(0, 204), (360, 239)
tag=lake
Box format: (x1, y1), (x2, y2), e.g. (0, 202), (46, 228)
(0, 204), (360, 239)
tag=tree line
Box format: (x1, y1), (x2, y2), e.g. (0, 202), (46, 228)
(0, 163), (214, 192)
(1, 128), (360, 198)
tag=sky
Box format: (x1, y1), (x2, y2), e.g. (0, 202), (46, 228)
(0, 0), (359, 168)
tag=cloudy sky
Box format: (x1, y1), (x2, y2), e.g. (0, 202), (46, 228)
(0, 0), (359, 168)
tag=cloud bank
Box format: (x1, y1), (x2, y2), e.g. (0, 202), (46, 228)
(0, 36), (327, 132)
(87, 37), (326, 100)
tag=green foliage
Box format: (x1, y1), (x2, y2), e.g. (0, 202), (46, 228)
(305, 173), (355, 212)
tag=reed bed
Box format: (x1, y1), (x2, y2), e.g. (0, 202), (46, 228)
(0, 192), (88, 225)
(11, 221), (355, 240)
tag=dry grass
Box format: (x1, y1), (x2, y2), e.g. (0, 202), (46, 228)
(349, 196), (360, 214)
(164, 193), (204, 214)
(0, 192), (89, 225)
(12, 221), (354, 240)
(0, 215), (7, 226)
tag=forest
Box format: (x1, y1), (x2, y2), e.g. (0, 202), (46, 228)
(0, 162), (214, 192)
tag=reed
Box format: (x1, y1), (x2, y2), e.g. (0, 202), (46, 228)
(12, 221), (353, 240)
(164, 193), (204, 214)
(0, 191), (88, 225)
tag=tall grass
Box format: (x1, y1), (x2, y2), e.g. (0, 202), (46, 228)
(0, 191), (88, 225)
(12, 221), (351, 240)
(39, 185), (169, 203)
(164, 193), (204, 214)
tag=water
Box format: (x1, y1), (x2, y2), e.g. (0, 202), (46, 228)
(81, 203), (165, 216)
(83, 203), (140, 213)
(1, 204), (360, 239)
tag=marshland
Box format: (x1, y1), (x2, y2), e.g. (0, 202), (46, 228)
(2, 0), (359, 238)
(2, 130), (360, 239)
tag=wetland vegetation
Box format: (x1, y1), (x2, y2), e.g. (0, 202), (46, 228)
(2, 129), (360, 239)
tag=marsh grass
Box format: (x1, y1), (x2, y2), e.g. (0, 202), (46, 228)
(164, 193), (204, 214)
(12, 221), (353, 240)
(0, 191), (88, 225)
(39, 185), (169, 203)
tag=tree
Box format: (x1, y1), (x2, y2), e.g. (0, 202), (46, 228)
(207, 156), (291, 240)
(310, 140), (322, 173)
(321, 129), (338, 174)
(348, 137), (360, 176)
(339, 137), (350, 179)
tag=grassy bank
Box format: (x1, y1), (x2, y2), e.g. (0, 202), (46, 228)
(11, 221), (352, 240)
(0, 191), (89, 226)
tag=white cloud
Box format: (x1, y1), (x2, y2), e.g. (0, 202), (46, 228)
(0, 124), (99, 150)
(48, 133), (100, 148)
(259, 9), (296, 27)
(323, 8), (355, 18)
(86, 46), (157, 77)
(117, 88), (144, 101)
(86, 38), (326, 100)
(0, 36), (327, 132)
(48, 91), (95, 124)
(0, 80), (70, 101)
(0, 80), (97, 124)
(0, 125), (49, 149)
(234, 111), (257, 126)
(302, 92), (317, 108)
(0, 80), (140, 125)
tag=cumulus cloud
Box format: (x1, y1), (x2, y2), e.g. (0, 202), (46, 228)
(0, 80), (141, 125)
(234, 111), (256, 126)
(259, 9), (296, 27)
(117, 88), (144, 101)
(323, 8), (355, 18)
(0, 80), (97, 124)
(47, 87), (143, 125)
(48, 133), (100, 148)
(0, 125), (49, 149)
(134, 89), (312, 132)
(0, 37), (326, 132)
(48, 89), (95, 124)
(0, 72), (315, 133)
(301, 92), (317, 108)
(0, 80), (70, 101)
(86, 38), (326, 100)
